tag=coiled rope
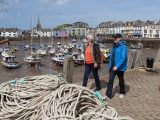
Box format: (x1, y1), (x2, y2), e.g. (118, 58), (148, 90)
(0, 74), (132, 120)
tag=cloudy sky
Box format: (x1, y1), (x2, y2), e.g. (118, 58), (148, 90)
(0, 0), (160, 29)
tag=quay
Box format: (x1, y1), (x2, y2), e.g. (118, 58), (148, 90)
(81, 68), (160, 120)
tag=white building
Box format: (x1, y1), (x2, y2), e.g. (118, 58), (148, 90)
(0, 28), (19, 38)
(142, 21), (158, 38)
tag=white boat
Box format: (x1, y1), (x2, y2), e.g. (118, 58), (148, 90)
(51, 53), (64, 66)
(1, 50), (9, 57)
(48, 48), (56, 55)
(24, 54), (41, 66)
(36, 48), (47, 56)
(72, 52), (84, 65)
(1, 54), (19, 68)
(25, 44), (30, 49)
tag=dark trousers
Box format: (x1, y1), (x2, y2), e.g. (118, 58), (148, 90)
(106, 70), (125, 98)
(82, 63), (101, 90)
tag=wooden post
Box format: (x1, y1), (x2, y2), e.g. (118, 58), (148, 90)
(63, 55), (74, 83)
(130, 50), (138, 69)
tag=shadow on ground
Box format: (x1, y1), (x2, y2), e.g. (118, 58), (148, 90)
(112, 84), (130, 97)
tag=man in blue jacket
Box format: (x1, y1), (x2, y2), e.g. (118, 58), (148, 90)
(105, 33), (128, 99)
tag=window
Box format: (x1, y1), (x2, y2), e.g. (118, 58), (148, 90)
(156, 30), (159, 34)
(144, 29), (147, 33)
(150, 30), (152, 34)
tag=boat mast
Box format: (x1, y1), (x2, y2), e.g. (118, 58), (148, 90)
(31, 14), (33, 54)
(62, 24), (64, 46)
(52, 28), (54, 46)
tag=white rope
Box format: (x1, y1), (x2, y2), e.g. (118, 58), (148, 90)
(0, 74), (132, 120)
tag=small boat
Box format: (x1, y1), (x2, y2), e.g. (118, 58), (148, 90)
(130, 43), (143, 49)
(36, 48), (47, 56)
(1, 54), (19, 68)
(73, 54), (84, 65)
(25, 44), (30, 49)
(72, 52), (84, 65)
(24, 54), (41, 66)
(48, 48), (56, 55)
(1, 49), (9, 57)
(51, 53), (64, 66)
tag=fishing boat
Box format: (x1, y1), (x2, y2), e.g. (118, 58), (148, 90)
(24, 54), (41, 66)
(51, 53), (64, 66)
(48, 47), (56, 55)
(1, 54), (19, 68)
(72, 52), (84, 65)
(36, 48), (47, 56)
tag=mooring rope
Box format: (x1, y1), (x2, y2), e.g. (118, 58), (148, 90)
(0, 74), (132, 120)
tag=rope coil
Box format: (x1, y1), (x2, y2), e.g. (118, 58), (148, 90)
(0, 74), (132, 120)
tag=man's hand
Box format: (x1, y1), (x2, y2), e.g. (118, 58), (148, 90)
(94, 63), (98, 68)
(113, 66), (117, 71)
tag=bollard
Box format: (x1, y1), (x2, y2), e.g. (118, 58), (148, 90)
(63, 55), (74, 83)
(146, 57), (154, 68)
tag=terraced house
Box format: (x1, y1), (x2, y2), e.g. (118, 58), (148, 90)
(97, 20), (160, 38)
(0, 28), (20, 38)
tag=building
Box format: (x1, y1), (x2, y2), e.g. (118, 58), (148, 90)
(97, 20), (160, 38)
(52, 24), (70, 38)
(122, 21), (134, 38)
(132, 20), (145, 38)
(97, 21), (113, 37)
(0, 28), (19, 38)
(142, 21), (158, 38)
(52, 28), (69, 38)
(69, 22), (89, 38)
(33, 18), (51, 38)
(69, 27), (86, 38)
(72, 22), (89, 28)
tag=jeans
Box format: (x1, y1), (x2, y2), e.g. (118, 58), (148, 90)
(106, 70), (125, 98)
(82, 63), (101, 90)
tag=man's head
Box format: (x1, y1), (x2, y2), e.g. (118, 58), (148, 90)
(86, 34), (94, 44)
(113, 33), (122, 43)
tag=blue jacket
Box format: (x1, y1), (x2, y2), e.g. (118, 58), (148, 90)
(109, 40), (128, 71)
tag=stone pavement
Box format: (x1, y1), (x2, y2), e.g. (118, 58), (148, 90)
(77, 68), (160, 120)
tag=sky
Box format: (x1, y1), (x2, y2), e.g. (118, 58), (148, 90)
(0, 0), (160, 29)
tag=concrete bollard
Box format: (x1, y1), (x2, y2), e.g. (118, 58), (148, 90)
(63, 55), (74, 83)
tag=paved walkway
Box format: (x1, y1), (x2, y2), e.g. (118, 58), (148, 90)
(79, 68), (160, 120)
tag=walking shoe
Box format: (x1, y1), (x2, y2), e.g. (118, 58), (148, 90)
(119, 94), (124, 98)
(103, 96), (111, 100)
